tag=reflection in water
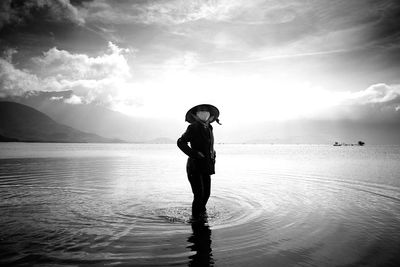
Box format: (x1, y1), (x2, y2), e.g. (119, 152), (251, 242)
(1, 144), (400, 266)
(187, 214), (214, 267)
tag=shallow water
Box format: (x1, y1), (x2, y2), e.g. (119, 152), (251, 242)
(1, 143), (400, 266)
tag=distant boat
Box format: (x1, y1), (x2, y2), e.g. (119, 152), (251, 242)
(333, 141), (365, 146)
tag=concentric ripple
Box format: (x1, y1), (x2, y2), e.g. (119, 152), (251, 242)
(1, 144), (400, 266)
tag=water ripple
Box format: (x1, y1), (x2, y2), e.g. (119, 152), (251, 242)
(1, 148), (400, 266)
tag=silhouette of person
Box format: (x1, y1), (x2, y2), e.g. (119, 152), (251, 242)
(177, 104), (220, 217)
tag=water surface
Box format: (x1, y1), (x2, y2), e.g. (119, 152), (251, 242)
(1, 143), (400, 266)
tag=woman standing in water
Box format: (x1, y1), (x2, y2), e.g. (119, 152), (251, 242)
(177, 104), (220, 217)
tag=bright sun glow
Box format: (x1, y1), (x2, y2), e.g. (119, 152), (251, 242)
(114, 70), (342, 123)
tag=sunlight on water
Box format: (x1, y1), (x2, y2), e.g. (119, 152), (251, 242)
(1, 143), (400, 266)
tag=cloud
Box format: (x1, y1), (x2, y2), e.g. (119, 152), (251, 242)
(79, 0), (256, 26)
(325, 83), (400, 121)
(0, 42), (136, 107)
(63, 94), (82, 104)
(2, 48), (18, 63)
(33, 42), (130, 80)
(71, 0), (400, 67)
(346, 83), (400, 105)
(82, 0), (311, 27)
(0, 58), (41, 97)
(0, 0), (84, 29)
(136, 0), (243, 25)
(163, 52), (199, 71)
(1, 37), (399, 123)
(80, 0), (396, 33)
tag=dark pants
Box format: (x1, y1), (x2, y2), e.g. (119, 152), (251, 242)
(188, 172), (211, 216)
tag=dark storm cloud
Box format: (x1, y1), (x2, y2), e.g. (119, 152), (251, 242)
(70, 0), (93, 7)
(0, 0), (108, 63)
(222, 0), (400, 50)
(363, 1), (400, 44)
(3, 0), (388, 66)
(3, 0), (399, 57)
(0, 0), (84, 29)
(359, 0), (400, 72)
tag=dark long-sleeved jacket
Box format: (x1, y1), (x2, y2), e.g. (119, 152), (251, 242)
(177, 121), (216, 175)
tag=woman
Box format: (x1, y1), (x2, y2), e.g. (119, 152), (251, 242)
(177, 104), (220, 217)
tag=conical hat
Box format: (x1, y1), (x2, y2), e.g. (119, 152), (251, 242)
(185, 104), (220, 124)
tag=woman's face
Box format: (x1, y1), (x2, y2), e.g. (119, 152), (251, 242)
(196, 110), (210, 122)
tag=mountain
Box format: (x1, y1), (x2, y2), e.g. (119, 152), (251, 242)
(0, 134), (19, 142)
(144, 137), (176, 144)
(0, 101), (123, 143)
(2, 91), (400, 144)
(1, 91), (183, 142)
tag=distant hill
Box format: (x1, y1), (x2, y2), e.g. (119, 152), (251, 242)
(3, 91), (400, 144)
(0, 101), (124, 143)
(0, 134), (19, 142)
(144, 137), (176, 144)
(1, 91), (182, 142)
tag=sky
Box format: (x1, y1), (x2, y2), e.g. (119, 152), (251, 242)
(1, 0), (400, 129)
